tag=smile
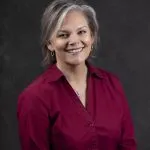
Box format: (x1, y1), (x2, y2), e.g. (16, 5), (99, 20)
(66, 48), (83, 54)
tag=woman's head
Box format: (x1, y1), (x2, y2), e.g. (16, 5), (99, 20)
(41, 0), (99, 66)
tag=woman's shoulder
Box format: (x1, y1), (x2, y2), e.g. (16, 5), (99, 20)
(90, 64), (125, 92)
(18, 64), (60, 99)
(96, 66), (127, 96)
(89, 64), (120, 82)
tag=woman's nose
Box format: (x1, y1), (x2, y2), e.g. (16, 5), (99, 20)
(68, 33), (80, 46)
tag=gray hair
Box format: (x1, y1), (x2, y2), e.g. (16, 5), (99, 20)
(41, 0), (99, 66)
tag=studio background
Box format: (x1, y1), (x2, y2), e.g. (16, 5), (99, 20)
(0, 0), (150, 150)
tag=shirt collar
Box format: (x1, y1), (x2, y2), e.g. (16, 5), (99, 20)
(45, 64), (64, 83)
(45, 62), (105, 83)
(86, 61), (105, 79)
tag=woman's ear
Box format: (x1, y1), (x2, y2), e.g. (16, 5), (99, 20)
(90, 33), (94, 45)
(46, 40), (53, 51)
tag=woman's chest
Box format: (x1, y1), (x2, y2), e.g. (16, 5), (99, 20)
(48, 80), (123, 148)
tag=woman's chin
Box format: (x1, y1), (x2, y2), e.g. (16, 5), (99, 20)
(65, 59), (86, 66)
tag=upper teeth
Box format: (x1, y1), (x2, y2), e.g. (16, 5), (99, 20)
(68, 48), (82, 53)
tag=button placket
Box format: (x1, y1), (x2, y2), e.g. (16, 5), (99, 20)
(89, 122), (98, 150)
(90, 136), (98, 150)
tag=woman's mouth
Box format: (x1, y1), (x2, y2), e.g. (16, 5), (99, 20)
(66, 48), (83, 54)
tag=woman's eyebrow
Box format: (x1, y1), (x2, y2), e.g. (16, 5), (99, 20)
(58, 26), (88, 33)
(77, 26), (88, 30)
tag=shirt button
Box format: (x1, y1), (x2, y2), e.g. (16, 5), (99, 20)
(86, 121), (95, 128)
(92, 142), (97, 148)
(90, 123), (94, 127)
(91, 143), (97, 149)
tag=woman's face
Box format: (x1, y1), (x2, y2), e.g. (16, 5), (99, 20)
(47, 10), (94, 66)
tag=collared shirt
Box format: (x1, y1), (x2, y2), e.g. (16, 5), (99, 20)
(17, 63), (136, 150)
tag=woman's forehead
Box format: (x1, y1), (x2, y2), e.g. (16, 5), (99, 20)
(50, 9), (90, 39)
(59, 10), (88, 29)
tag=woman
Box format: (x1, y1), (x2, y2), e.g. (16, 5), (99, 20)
(17, 0), (136, 150)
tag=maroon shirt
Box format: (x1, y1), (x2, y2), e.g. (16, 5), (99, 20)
(17, 63), (136, 150)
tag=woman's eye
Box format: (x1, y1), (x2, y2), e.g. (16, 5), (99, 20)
(58, 33), (68, 38)
(78, 30), (87, 35)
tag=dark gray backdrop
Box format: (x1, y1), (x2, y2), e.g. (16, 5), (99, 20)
(0, 0), (150, 150)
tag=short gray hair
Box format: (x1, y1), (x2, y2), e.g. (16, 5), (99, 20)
(41, 0), (99, 66)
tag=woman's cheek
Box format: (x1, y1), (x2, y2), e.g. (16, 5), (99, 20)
(55, 40), (67, 50)
(83, 35), (93, 45)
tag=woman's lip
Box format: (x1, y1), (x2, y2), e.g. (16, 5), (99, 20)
(66, 47), (83, 51)
(66, 47), (83, 54)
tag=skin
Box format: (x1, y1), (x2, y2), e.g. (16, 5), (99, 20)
(47, 10), (94, 106)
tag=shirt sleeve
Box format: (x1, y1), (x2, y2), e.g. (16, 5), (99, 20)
(17, 90), (51, 150)
(115, 78), (137, 150)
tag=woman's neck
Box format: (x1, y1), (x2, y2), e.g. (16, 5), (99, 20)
(56, 62), (88, 84)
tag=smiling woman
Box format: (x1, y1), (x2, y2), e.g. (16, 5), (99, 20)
(41, 0), (99, 66)
(47, 10), (93, 67)
(17, 0), (137, 150)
